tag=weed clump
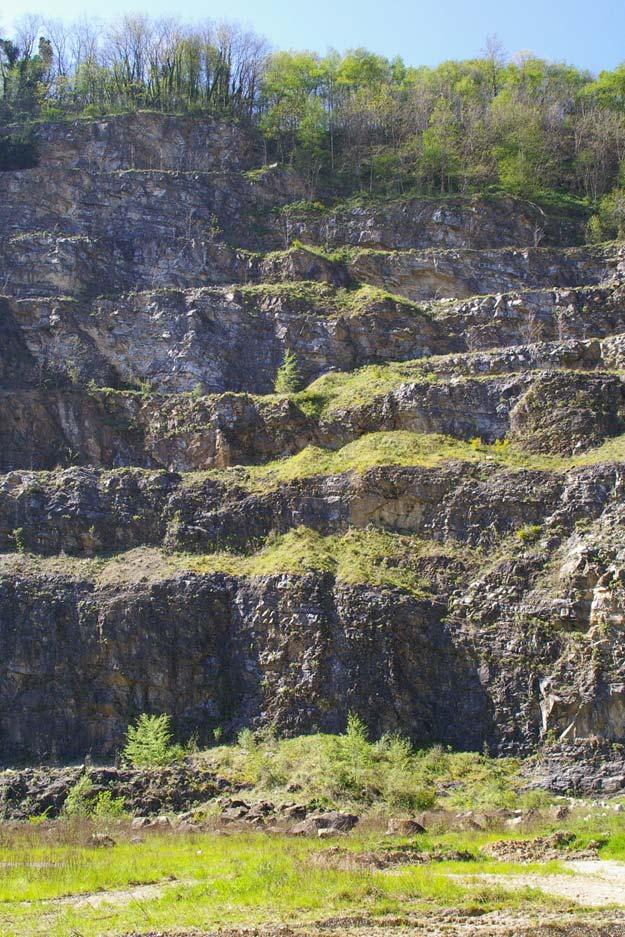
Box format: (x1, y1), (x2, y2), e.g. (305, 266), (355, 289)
(63, 775), (125, 818)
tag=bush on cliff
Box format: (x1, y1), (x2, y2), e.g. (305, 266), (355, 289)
(122, 713), (185, 767)
(274, 348), (302, 394)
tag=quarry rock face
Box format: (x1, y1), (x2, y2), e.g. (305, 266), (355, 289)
(2, 113), (625, 774)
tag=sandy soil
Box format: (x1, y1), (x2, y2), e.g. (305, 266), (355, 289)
(461, 859), (625, 908)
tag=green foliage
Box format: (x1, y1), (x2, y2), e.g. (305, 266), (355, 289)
(122, 713), (185, 767)
(280, 200), (326, 214)
(240, 281), (423, 319)
(185, 425), (625, 500)
(188, 525), (470, 598)
(516, 524), (542, 544)
(11, 527), (25, 554)
(204, 726), (528, 812)
(63, 775), (94, 818)
(237, 727), (257, 751)
(274, 349), (302, 394)
(64, 776), (125, 819)
(588, 187), (625, 241)
(2, 19), (625, 206)
(91, 791), (126, 819)
(421, 99), (461, 194)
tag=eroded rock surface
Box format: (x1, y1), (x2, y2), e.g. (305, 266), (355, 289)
(1, 113), (625, 776)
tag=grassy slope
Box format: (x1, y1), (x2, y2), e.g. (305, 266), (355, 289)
(3, 730), (625, 935)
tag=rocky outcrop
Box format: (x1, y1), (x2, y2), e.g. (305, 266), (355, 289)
(0, 762), (230, 819)
(0, 289), (440, 393)
(0, 459), (624, 761)
(279, 194), (585, 250)
(0, 460), (578, 556)
(28, 112), (259, 172)
(345, 243), (620, 300)
(0, 568), (479, 759)
(1, 112), (625, 768)
(526, 739), (625, 795)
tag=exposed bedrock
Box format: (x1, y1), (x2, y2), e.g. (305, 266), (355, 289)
(0, 460), (622, 558)
(0, 570), (486, 760)
(3, 500), (625, 760)
(0, 369), (623, 472)
(1, 113), (625, 767)
(2, 277), (625, 395)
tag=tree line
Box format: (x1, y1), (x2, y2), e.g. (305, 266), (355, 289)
(2, 15), (625, 231)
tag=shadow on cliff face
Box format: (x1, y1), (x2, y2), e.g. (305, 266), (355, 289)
(230, 575), (492, 751)
(0, 572), (492, 762)
(0, 298), (39, 389)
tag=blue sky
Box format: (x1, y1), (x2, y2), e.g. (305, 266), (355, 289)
(1, 0), (623, 75)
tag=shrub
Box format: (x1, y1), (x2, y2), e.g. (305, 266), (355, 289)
(11, 527), (25, 554)
(280, 200), (325, 214)
(237, 727), (257, 751)
(122, 713), (185, 767)
(92, 790), (126, 818)
(516, 524), (542, 544)
(588, 188), (625, 242)
(64, 776), (126, 818)
(274, 349), (302, 394)
(64, 775), (94, 818)
(382, 772), (437, 811)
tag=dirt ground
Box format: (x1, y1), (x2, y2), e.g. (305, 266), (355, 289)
(127, 910), (625, 936)
(460, 858), (625, 908)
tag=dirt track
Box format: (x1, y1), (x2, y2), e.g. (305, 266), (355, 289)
(462, 859), (625, 908)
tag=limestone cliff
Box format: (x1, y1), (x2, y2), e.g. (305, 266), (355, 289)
(1, 112), (625, 774)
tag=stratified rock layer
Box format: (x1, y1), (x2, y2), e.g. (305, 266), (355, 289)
(1, 113), (625, 774)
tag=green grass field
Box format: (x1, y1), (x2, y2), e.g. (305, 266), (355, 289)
(0, 825), (574, 937)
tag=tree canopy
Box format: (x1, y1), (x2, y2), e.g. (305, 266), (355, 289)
(2, 16), (625, 208)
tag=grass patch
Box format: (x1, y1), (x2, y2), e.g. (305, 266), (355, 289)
(0, 526), (473, 597)
(238, 428), (625, 490)
(177, 423), (625, 500)
(187, 526), (472, 597)
(296, 361), (437, 414)
(237, 280), (426, 317)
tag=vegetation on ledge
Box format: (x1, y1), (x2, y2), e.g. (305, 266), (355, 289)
(192, 429), (625, 492)
(0, 526), (477, 597)
(237, 280), (426, 317)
